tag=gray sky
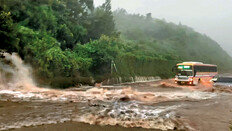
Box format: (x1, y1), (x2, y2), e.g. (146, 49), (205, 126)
(94, 0), (232, 56)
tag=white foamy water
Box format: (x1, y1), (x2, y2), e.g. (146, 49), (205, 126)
(0, 87), (217, 103)
(0, 90), (43, 99)
(75, 101), (187, 130)
(83, 87), (218, 104)
(154, 91), (217, 100)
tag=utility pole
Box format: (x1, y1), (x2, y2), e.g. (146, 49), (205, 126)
(111, 60), (118, 74)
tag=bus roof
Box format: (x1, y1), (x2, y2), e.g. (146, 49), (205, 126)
(177, 62), (217, 67)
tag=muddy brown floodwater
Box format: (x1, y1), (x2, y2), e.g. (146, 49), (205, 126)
(0, 81), (232, 131)
(1, 53), (232, 131)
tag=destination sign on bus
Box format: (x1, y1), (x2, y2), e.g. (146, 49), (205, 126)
(178, 65), (191, 70)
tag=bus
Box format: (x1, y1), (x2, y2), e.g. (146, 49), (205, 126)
(173, 62), (218, 85)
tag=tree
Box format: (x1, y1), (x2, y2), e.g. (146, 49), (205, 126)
(0, 11), (19, 53)
(86, 0), (116, 41)
(146, 13), (152, 21)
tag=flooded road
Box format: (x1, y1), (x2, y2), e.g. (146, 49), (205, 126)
(0, 82), (232, 131)
(0, 53), (232, 131)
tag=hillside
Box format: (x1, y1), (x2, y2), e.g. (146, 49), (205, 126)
(113, 9), (232, 72)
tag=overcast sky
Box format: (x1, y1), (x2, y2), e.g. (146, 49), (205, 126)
(94, 0), (232, 56)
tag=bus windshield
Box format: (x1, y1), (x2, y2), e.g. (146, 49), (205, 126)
(176, 65), (193, 76)
(178, 70), (193, 76)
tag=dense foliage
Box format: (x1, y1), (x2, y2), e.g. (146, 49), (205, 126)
(0, 1), (232, 87)
(0, 0), (118, 87)
(0, 11), (19, 52)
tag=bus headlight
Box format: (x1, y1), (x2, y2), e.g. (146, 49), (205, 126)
(174, 77), (178, 83)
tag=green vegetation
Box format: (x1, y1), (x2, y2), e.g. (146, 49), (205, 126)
(0, 0), (232, 88)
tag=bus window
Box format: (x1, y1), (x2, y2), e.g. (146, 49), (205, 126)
(194, 66), (217, 72)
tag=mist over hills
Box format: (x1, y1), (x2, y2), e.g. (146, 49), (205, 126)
(113, 9), (232, 72)
(95, 0), (232, 57)
(224, 44), (232, 57)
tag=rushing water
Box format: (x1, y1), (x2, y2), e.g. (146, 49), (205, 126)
(0, 53), (232, 131)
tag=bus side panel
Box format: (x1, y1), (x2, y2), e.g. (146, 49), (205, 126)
(195, 72), (218, 84)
